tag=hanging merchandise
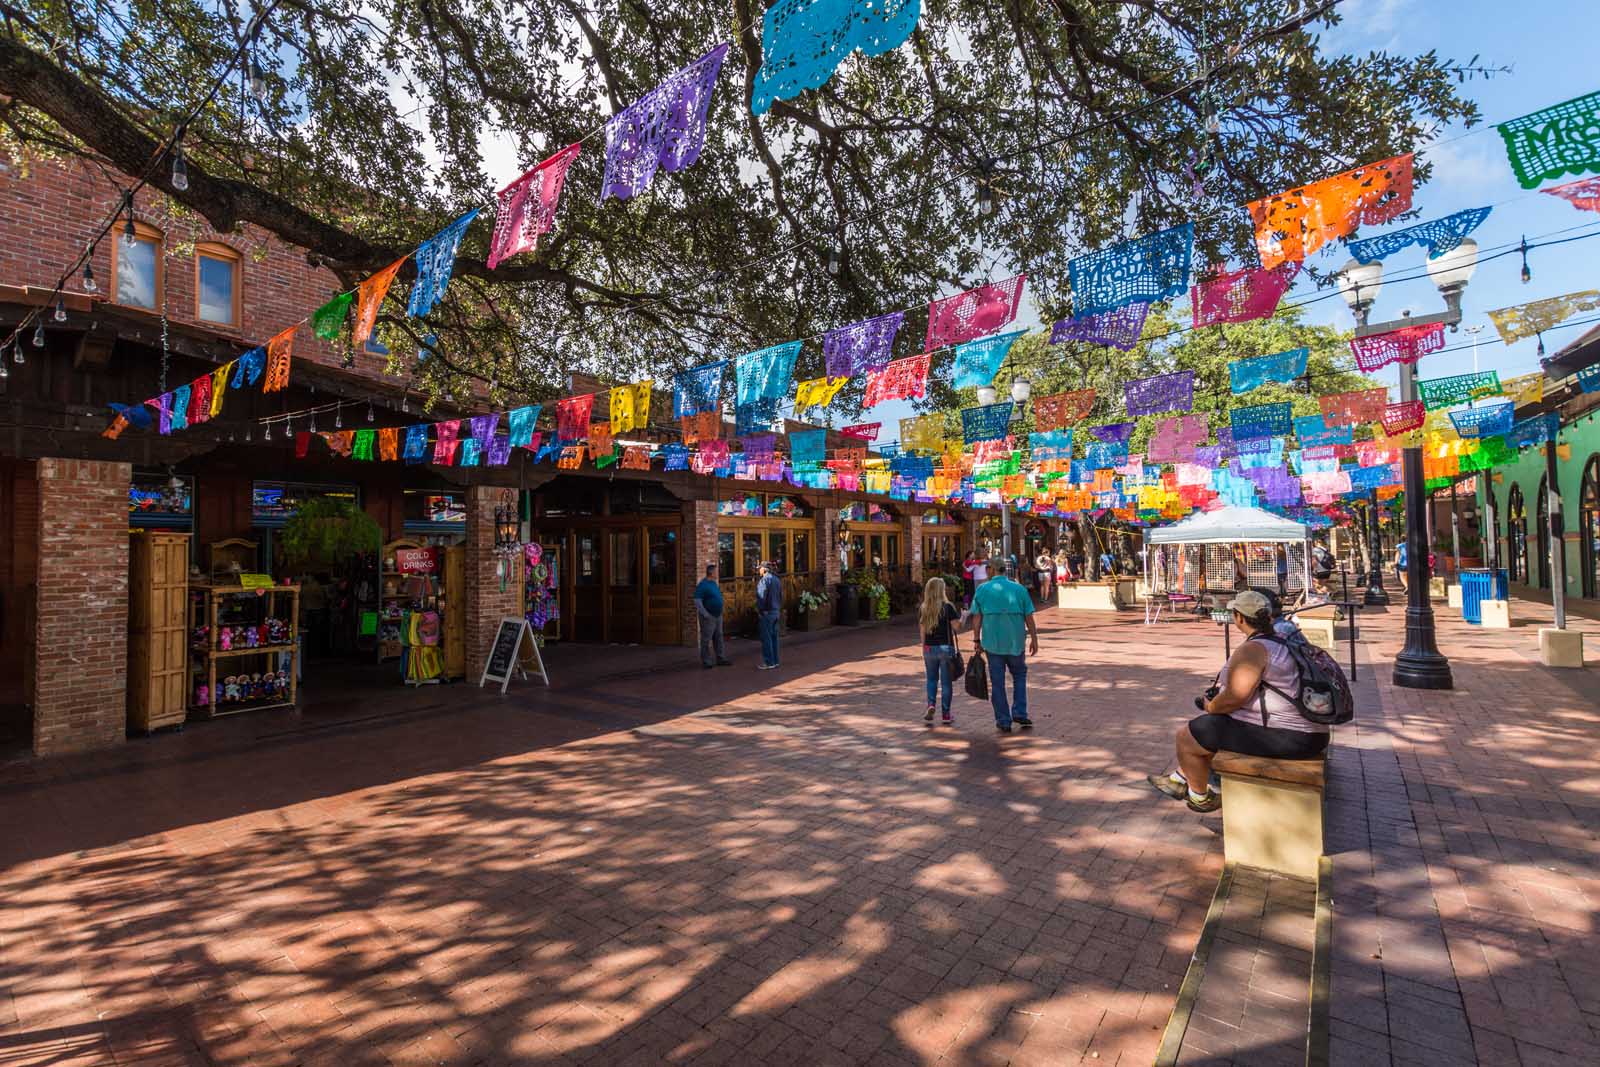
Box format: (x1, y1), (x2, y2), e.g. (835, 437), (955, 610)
(432, 420), (462, 464)
(489, 144), (580, 267)
(608, 381), (653, 433)
(899, 413), (945, 454)
(839, 422), (880, 441)
(794, 375), (849, 410)
(409, 209), (481, 317)
(925, 275), (1026, 351)
(863, 354), (931, 407)
(750, 0), (921, 116)
(1348, 321), (1446, 372)
(1090, 421), (1135, 444)
(1049, 302), (1149, 350)
(1247, 154), (1414, 268)
(951, 329), (1027, 389)
(1068, 223), (1194, 317)
(312, 291), (353, 341)
(1228, 347), (1308, 393)
(1419, 371), (1502, 410)
(736, 340), (802, 407)
(1486, 290), (1600, 345)
(352, 258), (407, 347)
(961, 403), (1014, 445)
(507, 405), (541, 447)
(1541, 176), (1600, 215)
(1345, 207), (1492, 264)
(673, 360), (728, 417)
(823, 310), (904, 377)
(1032, 389), (1096, 430)
(1319, 387), (1389, 427)
(1124, 369), (1194, 416)
(1496, 90), (1600, 189)
(603, 45), (729, 200)
(1191, 261), (1299, 327)
(556, 394), (595, 441)
(1230, 402), (1293, 439)
(1450, 402), (1516, 438)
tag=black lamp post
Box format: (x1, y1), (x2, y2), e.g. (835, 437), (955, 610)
(1338, 239), (1478, 690)
(1364, 498), (1389, 606)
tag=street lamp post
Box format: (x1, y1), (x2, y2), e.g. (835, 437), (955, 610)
(1338, 238), (1478, 690)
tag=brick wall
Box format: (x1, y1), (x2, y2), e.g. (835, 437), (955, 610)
(681, 499), (718, 646)
(462, 486), (523, 675)
(32, 458), (130, 757)
(907, 513), (924, 585)
(816, 507), (841, 590)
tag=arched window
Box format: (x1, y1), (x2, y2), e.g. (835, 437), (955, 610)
(112, 221), (164, 310)
(1580, 455), (1600, 600)
(1507, 484), (1527, 584)
(1535, 476), (1551, 590)
(194, 242), (242, 326)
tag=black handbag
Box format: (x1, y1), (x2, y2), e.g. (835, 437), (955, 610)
(963, 651), (988, 700)
(950, 641), (965, 682)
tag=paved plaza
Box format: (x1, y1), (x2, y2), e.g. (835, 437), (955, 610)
(0, 599), (1596, 1066)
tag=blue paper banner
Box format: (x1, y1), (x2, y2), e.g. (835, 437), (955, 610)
(1231, 402), (1293, 439)
(1293, 414), (1354, 448)
(1450, 402), (1516, 438)
(1229, 347), (1308, 394)
(1029, 429), (1074, 461)
(1084, 441), (1128, 468)
(1577, 363), (1600, 393)
(408, 208), (481, 318)
(789, 428), (827, 467)
(507, 405), (541, 448)
(674, 360), (729, 417)
(1068, 222), (1194, 317)
(402, 424), (430, 464)
(1350, 464), (1401, 491)
(952, 330), (1027, 389)
(231, 347), (265, 389)
(1069, 460), (1094, 484)
(891, 455), (935, 480)
(663, 443), (690, 470)
(962, 402), (1014, 444)
(735, 398), (781, 436)
(1346, 207), (1493, 265)
(170, 385), (191, 430)
(736, 341), (803, 406)
(458, 439), (481, 467)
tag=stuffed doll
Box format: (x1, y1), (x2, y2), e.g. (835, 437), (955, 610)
(219, 627), (233, 651)
(244, 625), (258, 648)
(195, 683), (209, 707)
(222, 676), (239, 702)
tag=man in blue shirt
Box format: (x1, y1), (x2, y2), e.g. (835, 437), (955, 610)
(968, 561), (1039, 732)
(693, 563), (731, 669)
(756, 561), (784, 670)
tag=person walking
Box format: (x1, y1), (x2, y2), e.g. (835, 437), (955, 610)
(1035, 549), (1055, 601)
(918, 577), (961, 726)
(755, 561), (783, 670)
(967, 561), (1039, 733)
(693, 563), (732, 669)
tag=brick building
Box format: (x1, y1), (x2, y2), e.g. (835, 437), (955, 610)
(0, 158), (1029, 760)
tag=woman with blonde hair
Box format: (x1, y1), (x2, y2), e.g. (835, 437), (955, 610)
(918, 576), (961, 725)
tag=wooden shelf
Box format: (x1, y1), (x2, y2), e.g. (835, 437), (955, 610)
(196, 699), (296, 719)
(197, 644), (296, 659)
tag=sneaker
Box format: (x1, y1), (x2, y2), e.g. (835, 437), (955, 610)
(1147, 774), (1187, 801)
(716, 659), (733, 667)
(757, 663), (777, 671)
(1013, 717), (1034, 728)
(924, 704), (936, 722)
(702, 663), (714, 670)
(996, 722), (1013, 734)
(1186, 791), (1222, 813)
(941, 711), (953, 725)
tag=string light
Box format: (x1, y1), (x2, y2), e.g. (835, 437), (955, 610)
(825, 242), (842, 278)
(264, 420), (272, 441)
(83, 259), (97, 293)
(247, 56), (268, 105)
(334, 402), (342, 429)
(30, 322), (43, 348)
(122, 198), (137, 247)
(1519, 235), (1531, 283)
(367, 397), (375, 422)
(170, 128), (190, 192)
(53, 298), (66, 323)
(976, 159), (996, 217)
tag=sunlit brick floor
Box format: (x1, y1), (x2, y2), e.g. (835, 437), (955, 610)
(0, 594), (1595, 1066)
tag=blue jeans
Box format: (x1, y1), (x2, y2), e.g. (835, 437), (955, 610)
(923, 645), (955, 712)
(986, 651), (1027, 726)
(758, 612), (781, 666)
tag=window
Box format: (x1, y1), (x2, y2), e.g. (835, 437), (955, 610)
(610, 531), (637, 587)
(793, 531), (810, 573)
(717, 533), (735, 579)
(648, 529), (677, 586)
(195, 243), (242, 326)
(113, 222), (163, 310)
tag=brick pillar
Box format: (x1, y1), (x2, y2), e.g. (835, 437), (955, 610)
(681, 499), (718, 646)
(32, 459), (130, 757)
(817, 507), (841, 590)
(907, 512), (924, 585)
(463, 485), (523, 673)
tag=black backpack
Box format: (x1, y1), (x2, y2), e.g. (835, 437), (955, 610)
(1253, 631), (1355, 726)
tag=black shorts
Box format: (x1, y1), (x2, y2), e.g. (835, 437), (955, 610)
(1187, 714), (1329, 759)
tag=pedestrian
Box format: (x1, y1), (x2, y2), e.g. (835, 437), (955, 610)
(967, 560), (1039, 733)
(918, 577), (961, 726)
(1147, 591), (1329, 812)
(1035, 549), (1055, 601)
(963, 547), (989, 601)
(1394, 541), (1409, 592)
(693, 563), (732, 669)
(755, 561), (783, 670)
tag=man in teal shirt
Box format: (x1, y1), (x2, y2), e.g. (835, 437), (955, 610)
(968, 561), (1039, 732)
(693, 563), (731, 669)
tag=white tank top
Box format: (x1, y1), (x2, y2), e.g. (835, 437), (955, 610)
(1221, 636), (1329, 735)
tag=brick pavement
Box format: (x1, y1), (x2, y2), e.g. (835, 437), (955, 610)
(0, 598), (1595, 1065)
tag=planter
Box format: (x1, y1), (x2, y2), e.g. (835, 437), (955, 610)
(793, 606), (828, 632)
(858, 594), (874, 622)
(837, 591), (859, 626)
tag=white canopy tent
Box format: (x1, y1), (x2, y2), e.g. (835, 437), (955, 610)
(1144, 506), (1311, 604)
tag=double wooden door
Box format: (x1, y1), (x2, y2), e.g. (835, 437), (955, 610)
(551, 522), (680, 645)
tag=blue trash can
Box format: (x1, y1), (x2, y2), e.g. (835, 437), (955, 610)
(1460, 569), (1509, 625)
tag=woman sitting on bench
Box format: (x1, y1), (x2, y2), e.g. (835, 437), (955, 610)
(1148, 590), (1330, 813)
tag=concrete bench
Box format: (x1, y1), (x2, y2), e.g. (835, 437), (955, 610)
(1213, 750), (1326, 878)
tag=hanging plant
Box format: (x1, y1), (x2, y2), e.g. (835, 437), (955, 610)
(279, 497), (381, 565)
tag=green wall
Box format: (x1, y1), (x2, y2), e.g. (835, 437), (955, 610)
(1476, 411), (1600, 600)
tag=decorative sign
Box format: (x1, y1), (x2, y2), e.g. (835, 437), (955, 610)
(1292, 414), (1353, 448)
(824, 311), (904, 377)
(673, 361), (729, 417)
(489, 144), (581, 267)
(1496, 90), (1600, 189)
(1068, 223), (1193, 316)
(1032, 389), (1096, 430)
(1504, 412), (1559, 449)
(1230, 402), (1292, 439)
(1191, 262), (1299, 327)
(899, 414), (945, 453)
(395, 547), (439, 575)
(749, 0), (922, 116)
(839, 422), (881, 441)
(736, 341), (802, 407)
(1090, 421), (1135, 444)
(1450, 402), (1516, 438)
(794, 376), (848, 410)
(1247, 154), (1413, 268)
(1348, 322), (1446, 372)
(1124, 370), (1194, 416)
(1418, 371), (1502, 410)
(409, 209), (480, 317)
(1319, 387), (1389, 427)
(1049, 302), (1149, 350)
(603, 44), (728, 200)
(1542, 176), (1600, 215)
(863, 354), (931, 407)
(952, 329), (1026, 389)
(1229, 347), (1308, 393)
(478, 616), (548, 693)
(925, 275), (1026, 351)
(1345, 207), (1492, 264)
(961, 403), (1014, 445)
(1486, 290), (1600, 345)
(238, 573), (274, 589)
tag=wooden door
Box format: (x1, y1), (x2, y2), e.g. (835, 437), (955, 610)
(644, 526), (680, 645)
(128, 532), (189, 731)
(571, 530), (604, 641)
(443, 545), (466, 678)
(607, 528), (644, 644)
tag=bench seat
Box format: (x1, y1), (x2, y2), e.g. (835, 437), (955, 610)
(1213, 749), (1327, 878)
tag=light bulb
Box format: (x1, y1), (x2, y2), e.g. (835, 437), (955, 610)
(0, 357), (7, 379)
(826, 246), (842, 277)
(978, 184), (994, 217)
(83, 261), (97, 293)
(31, 321), (44, 348)
(244, 425), (252, 442)
(12, 339), (23, 364)
(122, 205), (137, 247)
(335, 405), (342, 429)
(53, 299), (66, 323)
(1520, 262), (1531, 284)
(247, 57), (267, 103)
(401, 394), (409, 413)
(170, 146), (189, 192)
(367, 400), (374, 422)
(264, 422), (272, 441)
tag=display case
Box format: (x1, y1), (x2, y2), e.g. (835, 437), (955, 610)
(188, 582), (299, 717)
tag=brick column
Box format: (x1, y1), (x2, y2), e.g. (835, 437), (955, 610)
(681, 499), (718, 647)
(463, 485), (523, 674)
(33, 459), (130, 757)
(817, 507), (841, 590)
(907, 512), (924, 585)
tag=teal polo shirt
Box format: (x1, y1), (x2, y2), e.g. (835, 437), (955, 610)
(972, 576), (1034, 656)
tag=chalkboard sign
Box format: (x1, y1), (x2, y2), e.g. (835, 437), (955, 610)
(478, 616), (548, 692)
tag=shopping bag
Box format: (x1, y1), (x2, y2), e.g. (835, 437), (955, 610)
(963, 652), (988, 700)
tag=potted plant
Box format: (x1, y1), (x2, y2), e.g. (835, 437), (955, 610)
(836, 582), (859, 626)
(279, 497), (382, 566)
(794, 588), (830, 631)
(871, 582), (891, 620)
